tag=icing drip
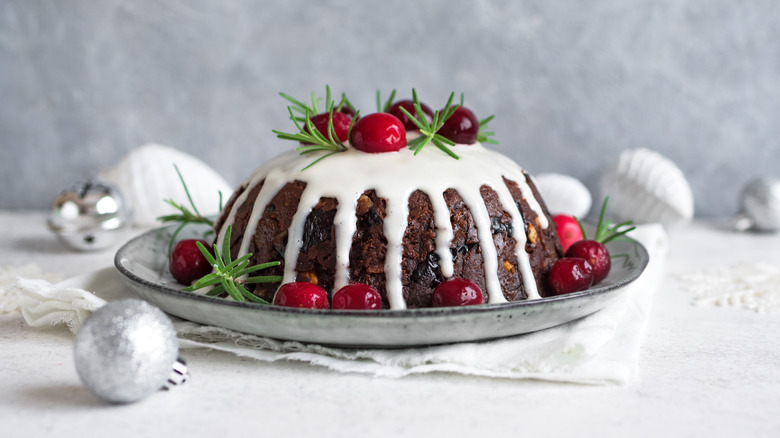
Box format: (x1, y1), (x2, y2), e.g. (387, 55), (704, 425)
(215, 143), (549, 308)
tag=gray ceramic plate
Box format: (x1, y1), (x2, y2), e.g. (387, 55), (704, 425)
(114, 224), (648, 348)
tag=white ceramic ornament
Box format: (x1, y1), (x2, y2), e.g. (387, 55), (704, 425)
(601, 148), (694, 227)
(533, 173), (593, 218)
(99, 143), (233, 227)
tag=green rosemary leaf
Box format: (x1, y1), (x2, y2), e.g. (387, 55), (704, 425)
(244, 275), (284, 284)
(295, 144), (336, 153)
(477, 116), (498, 144)
(241, 290), (269, 304)
(376, 89), (396, 113)
(221, 278), (244, 302)
(212, 246), (227, 270)
(479, 115), (495, 127)
(195, 241), (219, 267)
(240, 261), (281, 276)
(300, 150), (341, 171)
(228, 261), (252, 278)
(601, 226), (636, 244)
(406, 136), (425, 150)
(432, 137), (460, 159)
(279, 92), (312, 114)
(205, 285), (226, 296)
(221, 226), (233, 266)
(335, 93), (355, 113)
(224, 252), (253, 273)
(275, 131), (312, 143)
(167, 222), (186, 256)
(174, 164), (201, 217)
(410, 136), (432, 155)
(310, 91), (320, 113)
(384, 89), (397, 112)
(398, 106), (427, 131)
(187, 276), (223, 290)
(254, 261), (283, 270)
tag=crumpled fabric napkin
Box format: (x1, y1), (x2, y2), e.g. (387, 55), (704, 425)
(0, 225), (666, 385)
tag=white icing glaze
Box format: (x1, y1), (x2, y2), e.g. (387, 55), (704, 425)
(216, 142), (550, 309)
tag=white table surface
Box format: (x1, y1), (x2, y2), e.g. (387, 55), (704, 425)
(1, 211), (779, 438)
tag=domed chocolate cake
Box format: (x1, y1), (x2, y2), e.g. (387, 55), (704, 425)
(212, 150), (561, 310)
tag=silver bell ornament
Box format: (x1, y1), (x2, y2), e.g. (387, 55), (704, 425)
(47, 180), (131, 251)
(74, 299), (189, 404)
(733, 178), (780, 232)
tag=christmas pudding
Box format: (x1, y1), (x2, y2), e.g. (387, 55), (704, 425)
(206, 89), (563, 309)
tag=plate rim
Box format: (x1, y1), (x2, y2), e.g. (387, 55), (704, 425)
(114, 225), (649, 320)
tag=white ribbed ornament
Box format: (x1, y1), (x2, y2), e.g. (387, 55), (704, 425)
(100, 144), (233, 227)
(533, 173), (592, 218)
(601, 148), (694, 227)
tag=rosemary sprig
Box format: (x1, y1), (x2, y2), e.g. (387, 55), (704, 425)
(577, 196), (637, 244)
(335, 92), (356, 114)
(280, 85), (334, 120)
(274, 86), (358, 170)
(184, 225), (282, 304)
(376, 89), (397, 113)
(477, 114), (498, 144)
(399, 89), (460, 159)
(157, 164), (222, 255)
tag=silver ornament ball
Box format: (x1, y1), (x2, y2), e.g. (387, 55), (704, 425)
(47, 180), (130, 251)
(737, 178), (780, 232)
(74, 299), (180, 403)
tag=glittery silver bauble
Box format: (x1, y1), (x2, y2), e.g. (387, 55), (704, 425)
(47, 180), (131, 251)
(74, 299), (186, 403)
(733, 178), (780, 232)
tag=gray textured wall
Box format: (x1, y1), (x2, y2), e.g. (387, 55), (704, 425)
(2, 0), (778, 217)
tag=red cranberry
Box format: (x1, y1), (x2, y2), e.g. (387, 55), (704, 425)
(553, 214), (584, 253)
(438, 106), (479, 144)
(548, 258), (594, 295)
(349, 113), (407, 153)
(432, 278), (485, 307)
(566, 240), (611, 285)
(331, 283), (382, 310)
(169, 239), (213, 285)
(387, 99), (433, 131)
(273, 282), (330, 309)
(305, 111), (352, 142)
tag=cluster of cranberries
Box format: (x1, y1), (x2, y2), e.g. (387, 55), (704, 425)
(308, 96), (482, 154)
(169, 238), (485, 309)
(548, 215), (612, 295)
(273, 278), (484, 310)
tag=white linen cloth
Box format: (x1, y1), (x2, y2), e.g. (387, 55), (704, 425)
(0, 225), (666, 385)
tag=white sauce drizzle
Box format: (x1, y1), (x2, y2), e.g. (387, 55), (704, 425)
(215, 142), (549, 308)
